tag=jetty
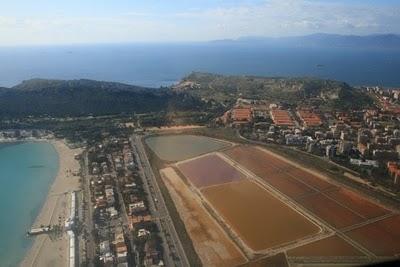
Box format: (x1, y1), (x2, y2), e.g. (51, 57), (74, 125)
(27, 226), (51, 236)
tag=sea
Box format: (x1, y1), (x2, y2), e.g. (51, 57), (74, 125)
(0, 43), (400, 88)
(0, 142), (59, 267)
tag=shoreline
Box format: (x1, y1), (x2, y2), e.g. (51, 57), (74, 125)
(19, 139), (82, 267)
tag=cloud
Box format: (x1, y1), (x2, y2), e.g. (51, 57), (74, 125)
(183, 0), (400, 37)
(0, 0), (399, 45)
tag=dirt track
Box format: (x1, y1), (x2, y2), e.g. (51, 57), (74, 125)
(287, 235), (364, 257)
(345, 215), (400, 256)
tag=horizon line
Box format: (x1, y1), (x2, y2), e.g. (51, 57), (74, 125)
(1, 32), (400, 48)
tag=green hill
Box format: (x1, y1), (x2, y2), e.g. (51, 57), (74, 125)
(0, 79), (205, 117)
(0, 74), (374, 117)
(173, 72), (373, 109)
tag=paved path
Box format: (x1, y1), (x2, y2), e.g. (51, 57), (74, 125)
(82, 152), (95, 267)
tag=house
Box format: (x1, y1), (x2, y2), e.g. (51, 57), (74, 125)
(144, 239), (161, 267)
(114, 228), (128, 263)
(107, 207), (118, 218)
(129, 214), (152, 230)
(129, 201), (146, 214)
(231, 107), (253, 123)
(297, 110), (322, 127)
(350, 159), (379, 168)
(285, 134), (309, 146)
(270, 109), (295, 126)
(138, 229), (150, 238)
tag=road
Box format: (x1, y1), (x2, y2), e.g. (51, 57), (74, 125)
(109, 153), (137, 265)
(131, 134), (190, 267)
(82, 151), (95, 267)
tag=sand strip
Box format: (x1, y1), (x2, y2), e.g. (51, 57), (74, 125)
(20, 140), (82, 267)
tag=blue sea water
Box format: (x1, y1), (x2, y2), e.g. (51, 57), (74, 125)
(0, 142), (59, 267)
(0, 43), (400, 88)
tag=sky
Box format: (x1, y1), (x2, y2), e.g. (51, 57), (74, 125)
(0, 0), (399, 45)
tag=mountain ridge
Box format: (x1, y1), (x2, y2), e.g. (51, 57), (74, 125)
(11, 78), (155, 92)
(212, 33), (400, 49)
(0, 74), (374, 117)
(174, 72), (373, 110)
(0, 78), (204, 117)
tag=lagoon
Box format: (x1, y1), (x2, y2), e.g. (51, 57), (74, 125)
(145, 135), (229, 162)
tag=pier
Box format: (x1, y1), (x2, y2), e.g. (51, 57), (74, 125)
(27, 226), (51, 236)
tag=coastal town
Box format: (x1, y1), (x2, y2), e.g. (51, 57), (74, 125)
(216, 87), (400, 195)
(3, 0), (400, 265)
(0, 127), (188, 266)
(87, 136), (188, 266)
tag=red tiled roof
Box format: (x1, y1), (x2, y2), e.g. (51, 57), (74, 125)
(232, 108), (252, 121)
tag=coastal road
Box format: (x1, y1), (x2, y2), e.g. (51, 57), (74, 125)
(131, 134), (190, 267)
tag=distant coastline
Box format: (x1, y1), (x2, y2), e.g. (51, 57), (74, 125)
(1, 42), (400, 89)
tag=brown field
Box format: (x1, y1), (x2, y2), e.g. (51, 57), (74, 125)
(225, 146), (289, 174)
(263, 172), (315, 198)
(202, 179), (319, 251)
(326, 188), (390, 219)
(161, 167), (247, 267)
(177, 154), (245, 188)
(225, 146), (337, 193)
(170, 144), (398, 263)
(241, 253), (289, 267)
(224, 146), (314, 198)
(287, 235), (364, 257)
(377, 214), (400, 234)
(299, 194), (364, 229)
(345, 215), (400, 256)
(225, 146), (391, 231)
(286, 168), (336, 191)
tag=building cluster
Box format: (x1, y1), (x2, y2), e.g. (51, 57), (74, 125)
(270, 109), (295, 127)
(220, 95), (400, 188)
(0, 129), (52, 140)
(88, 137), (163, 267)
(297, 109), (323, 127)
(367, 87), (400, 114)
(218, 98), (269, 127)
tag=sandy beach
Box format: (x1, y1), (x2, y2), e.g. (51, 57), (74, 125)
(20, 140), (82, 267)
(146, 125), (205, 131)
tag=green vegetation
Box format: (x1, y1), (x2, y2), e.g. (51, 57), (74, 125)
(174, 72), (373, 110)
(0, 74), (374, 118)
(0, 79), (206, 117)
(0, 115), (134, 145)
(139, 111), (215, 128)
